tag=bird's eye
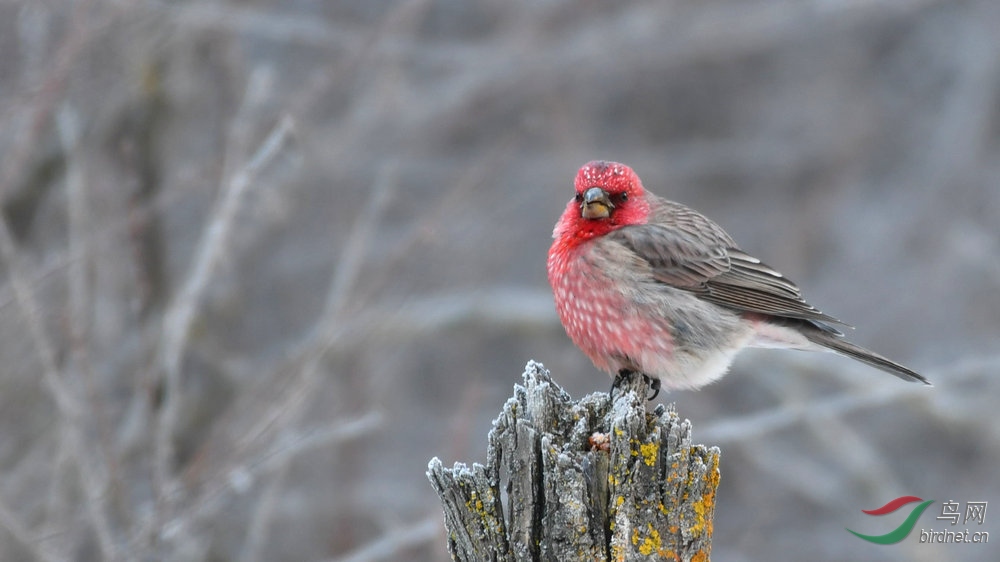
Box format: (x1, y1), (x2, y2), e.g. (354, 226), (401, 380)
(619, 192), (628, 202)
(575, 193), (584, 203)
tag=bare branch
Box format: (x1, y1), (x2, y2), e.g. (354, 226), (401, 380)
(152, 111), (294, 524)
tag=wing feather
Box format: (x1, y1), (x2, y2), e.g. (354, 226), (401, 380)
(608, 221), (847, 330)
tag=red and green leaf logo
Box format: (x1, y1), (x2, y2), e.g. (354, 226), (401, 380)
(847, 496), (935, 544)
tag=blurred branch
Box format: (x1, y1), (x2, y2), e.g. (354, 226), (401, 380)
(152, 110), (294, 525)
(0, 0), (94, 201)
(57, 103), (125, 561)
(237, 412), (385, 562)
(327, 516), (440, 562)
(741, 370), (912, 508)
(169, 411), (383, 552)
(274, 288), (558, 355)
(0, 490), (60, 562)
(699, 354), (997, 444)
(41, 430), (74, 559)
(230, 163), (395, 559)
(0, 114), (126, 559)
(168, 2), (342, 48)
(231, 162), (395, 459)
(153, 164), (394, 554)
(322, 162), (397, 319)
(911, 2), (1000, 192)
(238, 454), (288, 562)
(253, 412), (384, 474)
(0, 159), (79, 455)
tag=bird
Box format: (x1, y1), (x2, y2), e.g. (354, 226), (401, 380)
(547, 160), (930, 399)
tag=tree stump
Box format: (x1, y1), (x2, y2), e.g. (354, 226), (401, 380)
(427, 361), (720, 561)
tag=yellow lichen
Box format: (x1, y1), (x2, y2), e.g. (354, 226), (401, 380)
(640, 528), (660, 555)
(629, 523), (663, 556)
(640, 442), (658, 466)
(688, 454), (720, 537)
(611, 541), (625, 562)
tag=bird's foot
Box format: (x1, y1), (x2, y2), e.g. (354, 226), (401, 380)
(611, 369), (630, 394)
(645, 376), (661, 401)
(611, 369), (661, 401)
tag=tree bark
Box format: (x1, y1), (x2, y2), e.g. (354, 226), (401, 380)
(428, 361), (720, 561)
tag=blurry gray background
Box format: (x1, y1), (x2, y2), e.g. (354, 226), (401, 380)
(0, 0), (997, 560)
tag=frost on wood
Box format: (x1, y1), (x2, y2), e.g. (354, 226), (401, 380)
(427, 361), (720, 561)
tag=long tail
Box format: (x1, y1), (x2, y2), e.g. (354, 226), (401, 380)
(803, 329), (931, 385)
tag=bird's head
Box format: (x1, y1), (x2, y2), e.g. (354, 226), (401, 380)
(553, 161), (650, 245)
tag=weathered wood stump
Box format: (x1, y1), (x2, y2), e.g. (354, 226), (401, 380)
(427, 361), (720, 561)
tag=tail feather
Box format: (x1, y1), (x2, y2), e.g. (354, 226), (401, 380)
(803, 329), (931, 385)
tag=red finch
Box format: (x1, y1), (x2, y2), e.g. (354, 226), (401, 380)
(547, 160), (930, 398)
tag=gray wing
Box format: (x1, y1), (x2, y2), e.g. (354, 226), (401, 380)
(607, 223), (847, 331)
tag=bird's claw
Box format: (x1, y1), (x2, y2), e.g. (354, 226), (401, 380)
(611, 369), (661, 401)
(645, 375), (661, 401)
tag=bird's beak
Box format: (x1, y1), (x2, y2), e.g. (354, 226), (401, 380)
(581, 187), (613, 219)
